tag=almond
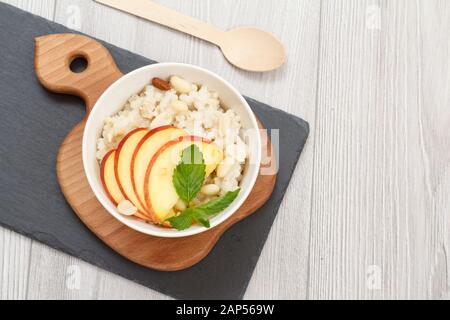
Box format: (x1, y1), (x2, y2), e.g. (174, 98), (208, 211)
(117, 200), (138, 216)
(152, 77), (171, 91)
(170, 76), (193, 94)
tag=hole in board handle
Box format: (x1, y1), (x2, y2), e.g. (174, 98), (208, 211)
(70, 57), (88, 73)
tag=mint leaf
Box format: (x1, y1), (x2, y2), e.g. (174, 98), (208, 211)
(167, 212), (194, 231)
(172, 145), (206, 204)
(167, 189), (241, 231)
(195, 188), (241, 215)
(167, 207), (208, 230)
(197, 217), (211, 228)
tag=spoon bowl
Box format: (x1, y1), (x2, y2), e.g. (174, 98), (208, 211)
(220, 27), (285, 72)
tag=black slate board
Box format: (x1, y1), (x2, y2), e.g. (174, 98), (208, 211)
(0, 3), (309, 300)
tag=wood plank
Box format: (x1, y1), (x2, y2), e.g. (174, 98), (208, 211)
(27, 242), (170, 300)
(26, 244), (97, 299)
(22, 0), (171, 300)
(309, 0), (450, 299)
(5, 0), (450, 300)
(0, 0), (55, 300)
(0, 231), (30, 299)
(432, 167), (450, 299)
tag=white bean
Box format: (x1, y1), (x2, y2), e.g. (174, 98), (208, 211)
(170, 76), (192, 94)
(201, 184), (221, 196)
(174, 199), (187, 211)
(117, 200), (137, 216)
(171, 99), (188, 112)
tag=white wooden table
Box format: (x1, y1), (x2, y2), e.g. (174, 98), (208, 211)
(1, 0), (450, 300)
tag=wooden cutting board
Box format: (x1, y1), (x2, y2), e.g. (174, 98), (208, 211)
(34, 33), (277, 271)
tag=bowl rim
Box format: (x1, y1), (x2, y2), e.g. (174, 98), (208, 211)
(82, 62), (261, 238)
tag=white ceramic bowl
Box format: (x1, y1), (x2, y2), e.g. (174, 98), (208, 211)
(83, 63), (261, 238)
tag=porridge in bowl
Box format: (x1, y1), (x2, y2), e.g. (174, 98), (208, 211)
(97, 76), (249, 230)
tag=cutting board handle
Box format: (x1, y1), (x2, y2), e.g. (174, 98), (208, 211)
(35, 34), (123, 112)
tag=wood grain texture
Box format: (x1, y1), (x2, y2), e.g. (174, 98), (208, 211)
(0, 231), (30, 299)
(1, 0), (319, 300)
(309, 0), (450, 299)
(6, 0), (450, 301)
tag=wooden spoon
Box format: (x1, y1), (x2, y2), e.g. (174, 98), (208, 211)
(95, 0), (285, 72)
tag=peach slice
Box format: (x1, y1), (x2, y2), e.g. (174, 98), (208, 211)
(144, 136), (223, 223)
(131, 126), (187, 214)
(100, 150), (149, 221)
(115, 128), (151, 218)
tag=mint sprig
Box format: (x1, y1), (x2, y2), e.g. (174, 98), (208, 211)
(194, 189), (241, 214)
(169, 144), (241, 231)
(172, 145), (206, 204)
(168, 189), (241, 231)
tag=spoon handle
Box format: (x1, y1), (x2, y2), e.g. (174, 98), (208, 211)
(96, 0), (225, 45)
